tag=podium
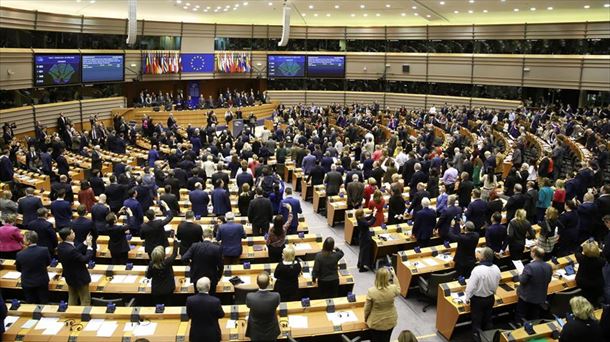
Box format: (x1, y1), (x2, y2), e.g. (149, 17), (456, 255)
(230, 119), (244, 138)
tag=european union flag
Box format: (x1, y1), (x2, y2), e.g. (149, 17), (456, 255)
(181, 53), (214, 73)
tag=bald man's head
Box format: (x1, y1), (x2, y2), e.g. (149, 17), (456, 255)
(256, 272), (270, 290)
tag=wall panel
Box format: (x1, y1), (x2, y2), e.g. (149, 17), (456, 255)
(386, 53), (427, 82)
(0, 106), (35, 135)
(34, 101), (80, 130)
(526, 23), (586, 39)
(305, 91), (343, 106)
(586, 22), (610, 39)
(346, 27), (385, 40)
(385, 93), (427, 109)
(386, 26), (427, 40)
(215, 24), (252, 38)
(81, 97), (126, 121)
(473, 24), (525, 40)
(140, 20), (182, 36)
(523, 56), (582, 89)
(581, 56), (610, 91)
(346, 53), (385, 80)
(427, 54), (472, 84)
(470, 97), (521, 110)
(0, 7), (36, 30)
(266, 90), (305, 106)
(182, 23), (215, 38)
(472, 55), (522, 87)
(82, 16), (126, 35)
(307, 26), (344, 40)
(124, 50), (143, 82)
(429, 25), (473, 40)
(36, 12), (81, 33)
(0, 48), (33, 90)
(345, 91), (383, 105)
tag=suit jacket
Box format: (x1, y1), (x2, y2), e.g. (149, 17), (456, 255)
(57, 241), (93, 288)
(15, 245), (51, 288)
(160, 193), (180, 216)
(466, 199), (488, 231)
(325, 171), (343, 195)
(69, 217), (96, 245)
(436, 205), (462, 240)
(186, 293), (225, 342)
(245, 290), (281, 341)
(90, 203), (110, 233)
(448, 230), (479, 268)
(140, 213), (173, 255)
(413, 207), (437, 241)
(50, 199), (72, 229)
(0, 156), (13, 182)
(123, 198), (143, 232)
(279, 197), (302, 233)
(189, 189), (210, 218)
(248, 197), (274, 229)
(56, 155), (69, 176)
(216, 223), (245, 257)
(211, 188), (231, 216)
(106, 224), (130, 255)
(105, 183), (126, 211)
(364, 284), (401, 331)
(211, 172), (230, 191)
(176, 221), (203, 256)
(346, 181), (365, 208)
(18, 196), (43, 227)
(181, 240), (223, 285)
(50, 182), (73, 203)
(236, 172), (254, 190)
(504, 193), (527, 221)
(89, 176), (105, 196)
(28, 218), (57, 255)
(518, 259), (552, 304)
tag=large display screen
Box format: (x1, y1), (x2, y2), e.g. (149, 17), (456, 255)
(306, 55), (346, 78)
(216, 52), (252, 73)
(181, 53), (215, 73)
(82, 54), (124, 83)
(34, 54), (81, 86)
(267, 55), (306, 78)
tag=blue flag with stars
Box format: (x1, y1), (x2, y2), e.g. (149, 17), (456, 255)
(181, 53), (215, 73)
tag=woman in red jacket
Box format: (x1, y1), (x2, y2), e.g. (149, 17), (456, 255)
(368, 189), (386, 227)
(0, 214), (23, 259)
(77, 180), (96, 212)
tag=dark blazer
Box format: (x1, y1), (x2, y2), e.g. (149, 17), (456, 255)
(18, 196), (43, 227)
(504, 193), (527, 221)
(559, 318), (603, 342)
(186, 293), (225, 342)
(106, 224), (130, 255)
(448, 230), (479, 270)
(57, 241), (93, 288)
(466, 199), (488, 231)
(56, 155), (69, 176)
(140, 213), (173, 255)
(105, 183), (127, 211)
(413, 207), (437, 241)
(90, 203), (110, 233)
(160, 193), (180, 216)
(189, 189), (210, 218)
(0, 155), (13, 182)
(69, 217), (96, 245)
(246, 290), (281, 341)
(28, 218), (57, 255)
(146, 245), (178, 296)
(325, 171), (343, 196)
(89, 176), (105, 196)
(216, 223), (245, 257)
(176, 221), (203, 256)
(181, 240), (223, 285)
(123, 198), (144, 232)
(16, 245), (51, 287)
(248, 197), (274, 229)
(50, 199), (72, 229)
(211, 188), (231, 216)
(436, 205), (462, 240)
(211, 172), (230, 191)
(485, 223), (507, 253)
(517, 259), (552, 304)
(236, 172), (254, 190)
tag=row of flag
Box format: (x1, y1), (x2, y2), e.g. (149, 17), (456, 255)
(143, 51), (181, 74)
(216, 52), (252, 73)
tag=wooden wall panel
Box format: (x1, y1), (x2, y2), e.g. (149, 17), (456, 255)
(526, 23), (586, 39)
(523, 56), (582, 89)
(305, 91), (343, 106)
(470, 97), (521, 110)
(345, 53), (385, 80)
(472, 55), (523, 87)
(427, 94), (471, 108)
(0, 106), (35, 135)
(182, 23), (215, 38)
(81, 97), (126, 121)
(473, 24), (526, 40)
(386, 26), (427, 40)
(0, 48), (33, 90)
(0, 7), (36, 30)
(345, 91), (383, 105)
(251, 51), (267, 77)
(385, 93), (427, 109)
(34, 101), (80, 130)
(82, 16), (126, 35)
(307, 26), (344, 40)
(140, 20), (182, 36)
(581, 56), (610, 91)
(429, 25), (473, 40)
(35, 12), (81, 33)
(266, 90), (305, 106)
(215, 24), (252, 38)
(124, 50), (142, 82)
(586, 22), (610, 39)
(427, 54), (472, 84)
(346, 27), (385, 40)
(386, 53), (427, 82)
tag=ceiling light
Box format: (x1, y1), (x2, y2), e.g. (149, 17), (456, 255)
(360, 4), (365, 9)
(469, 0), (474, 3)
(376, 13), (381, 16)
(176, 0), (181, 3)
(268, 1), (272, 5)
(204, 9), (208, 12)
(426, 14), (431, 18)
(363, 13), (368, 16)
(412, 6), (417, 9)
(183, 6), (188, 9)
(206, 6), (210, 9)
(547, 6), (553, 10)
(454, 10), (459, 13)
(234, 4), (239, 7)
(243, 2), (248, 5)
(302, 13), (306, 16)
(414, 13), (419, 16)
(605, 4), (610, 8)
(385, 4), (391, 8)
(313, 13), (318, 16)
(233, 7), (237, 10)
(483, 9), (488, 13)
(584, 5), (590, 9)
(326, 13), (330, 16)
(193, 8), (198, 11)
(468, 10), (473, 14)
(89, 0), (95, 3)
(439, 1), (445, 5)
(334, 5), (339, 9)
(214, 9), (218, 12)
(76, 0), (81, 2)
(401, 13), (406, 16)
(501, 0), (506, 2)
(195, 4), (199, 8)
(350, 13), (355, 17)
(185, 2), (190, 5)
(513, 8), (519, 12)
(308, 4), (313, 9)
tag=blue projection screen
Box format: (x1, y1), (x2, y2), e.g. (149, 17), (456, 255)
(34, 54), (81, 86)
(82, 55), (125, 83)
(267, 55), (306, 78)
(306, 55), (345, 78)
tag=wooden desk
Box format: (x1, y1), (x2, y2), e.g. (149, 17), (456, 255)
(283, 161), (295, 182)
(3, 296), (367, 341)
(499, 309), (602, 342)
(436, 255), (578, 339)
(292, 168), (303, 192)
(11, 169), (50, 191)
(326, 195), (347, 227)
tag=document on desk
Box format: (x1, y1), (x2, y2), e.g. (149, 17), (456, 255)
(294, 243), (312, 251)
(97, 321), (118, 337)
(525, 239), (536, 248)
(326, 311), (358, 325)
(90, 274), (104, 283)
(47, 272), (57, 280)
(2, 271), (21, 279)
(512, 260), (524, 274)
(225, 320), (237, 329)
(302, 272), (312, 280)
(4, 316), (18, 330)
(288, 315), (309, 329)
(435, 254), (453, 262)
(110, 275), (127, 283)
(133, 322), (157, 336)
(84, 318), (105, 331)
(164, 225), (172, 232)
(378, 233), (393, 240)
(35, 317), (59, 330)
(21, 319), (37, 329)
(420, 258), (438, 267)
(123, 275), (138, 283)
(41, 321), (64, 335)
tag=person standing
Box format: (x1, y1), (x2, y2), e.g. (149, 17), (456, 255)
(246, 272), (281, 342)
(346, 174), (365, 210)
(266, 204), (293, 263)
(464, 247), (501, 342)
(16, 231), (50, 304)
(515, 247), (552, 323)
(146, 239), (179, 305)
(17, 188), (43, 228)
(273, 245), (301, 302)
(28, 208), (57, 256)
(355, 208), (376, 272)
(559, 296), (603, 342)
(105, 209), (132, 265)
(248, 187), (274, 236)
(324, 164), (343, 197)
(575, 240), (605, 307)
(186, 277), (225, 342)
(182, 228), (223, 295)
(0, 213), (23, 259)
(216, 212), (246, 264)
(176, 211), (203, 256)
(189, 182), (210, 218)
(312, 237), (344, 298)
(279, 188), (302, 235)
(448, 221), (480, 278)
(140, 201), (173, 257)
(503, 209), (536, 261)
(364, 267), (402, 342)
(412, 198), (437, 248)
(50, 189), (72, 230)
(211, 179), (231, 217)
(57, 227), (94, 306)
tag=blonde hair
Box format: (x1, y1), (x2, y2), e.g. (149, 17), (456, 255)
(374, 267), (391, 290)
(555, 179), (565, 189)
(569, 296), (595, 320)
(355, 209), (365, 220)
(1, 190), (10, 200)
(241, 183), (250, 193)
(582, 240), (601, 258)
(282, 245), (295, 262)
(545, 207), (558, 221)
(368, 178), (377, 185)
(515, 208), (527, 221)
(150, 245), (166, 269)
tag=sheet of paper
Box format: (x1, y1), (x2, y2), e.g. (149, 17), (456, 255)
(164, 225), (172, 232)
(288, 315), (308, 329)
(225, 320), (237, 329)
(42, 322), (64, 335)
(35, 317), (59, 330)
(123, 275), (138, 284)
(133, 322), (157, 336)
(421, 258), (438, 267)
(4, 316), (18, 330)
(2, 271), (21, 279)
(525, 239), (536, 248)
(378, 233), (393, 240)
(90, 274), (104, 283)
(123, 322), (137, 332)
(84, 318), (105, 331)
(110, 275), (126, 284)
(302, 272), (312, 280)
(451, 292), (465, 300)
(137, 246), (145, 252)
(512, 260), (524, 274)
(97, 321), (118, 337)
(294, 243), (312, 251)
(435, 254), (453, 262)
(47, 272), (57, 280)
(326, 310), (358, 325)
(21, 319), (37, 329)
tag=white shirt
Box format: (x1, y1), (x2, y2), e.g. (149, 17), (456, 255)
(465, 263), (501, 300)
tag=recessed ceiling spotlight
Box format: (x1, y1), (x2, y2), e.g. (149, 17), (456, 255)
(185, 2), (190, 5)
(439, 1), (445, 5)
(76, 0), (81, 2)
(313, 13), (318, 16)
(454, 10), (459, 13)
(183, 6), (188, 9)
(360, 4), (365, 9)
(351, 13), (355, 17)
(483, 9), (488, 13)
(224, 8), (229, 11)
(469, 0), (474, 3)
(376, 13), (381, 16)
(268, 1), (272, 5)
(334, 5), (339, 9)
(385, 4), (391, 8)
(193, 8), (198, 11)
(584, 5), (590, 8)
(176, 0), (181, 3)
(233, 7), (237, 10)
(363, 13), (368, 16)
(513, 8), (519, 12)
(234, 4), (239, 7)
(204, 9), (208, 12)
(89, 0), (95, 3)
(214, 9), (218, 12)
(501, 0), (506, 2)
(414, 13), (419, 16)
(530, 7), (536, 11)
(426, 14), (431, 18)
(547, 6), (553, 10)
(308, 4), (313, 9)
(302, 13), (306, 16)
(401, 13), (406, 16)
(605, 4), (610, 8)
(468, 10), (473, 13)
(326, 13), (330, 16)
(243, 2), (248, 5)
(412, 6), (417, 9)
(195, 4), (199, 8)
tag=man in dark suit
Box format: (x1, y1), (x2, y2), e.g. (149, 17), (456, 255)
(186, 277), (225, 342)
(504, 184), (527, 222)
(176, 211), (203, 255)
(70, 205), (97, 245)
(246, 272), (281, 342)
(182, 228), (223, 295)
(160, 185), (180, 216)
(307, 160), (326, 186)
(18, 188), (43, 228)
(515, 246), (552, 323)
(216, 212), (246, 264)
(448, 221), (479, 278)
(412, 198), (437, 247)
(0, 149), (13, 183)
(456, 172), (474, 209)
(189, 183), (210, 218)
(466, 189), (488, 233)
(248, 187), (274, 236)
(409, 163), (428, 197)
(211, 179), (231, 217)
(346, 174), (365, 210)
(435, 195), (462, 241)
(236, 166), (254, 191)
(324, 164), (343, 197)
(55, 152), (69, 176)
(123, 188), (144, 234)
(57, 227), (94, 306)
(28, 208), (57, 256)
(16, 231), (51, 304)
(50, 175), (73, 202)
(89, 169), (105, 196)
(279, 188), (302, 235)
(139, 201), (173, 256)
(211, 163), (230, 191)
(408, 182), (431, 215)
(105, 175), (126, 213)
(50, 188), (72, 229)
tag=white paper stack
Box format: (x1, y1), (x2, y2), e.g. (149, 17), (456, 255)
(288, 315), (308, 329)
(2, 271), (21, 279)
(90, 274), (104, 283)
(326, 311), (358, 325)
(3, 316), (18, 330)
